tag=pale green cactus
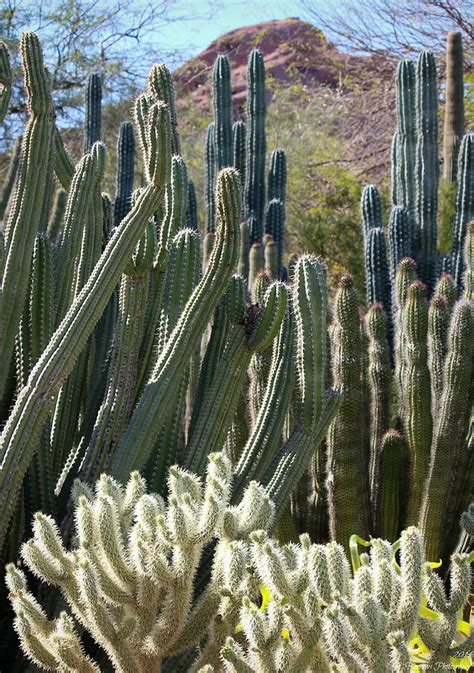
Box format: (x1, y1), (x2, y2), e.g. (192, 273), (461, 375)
(6, 453), (275, 672)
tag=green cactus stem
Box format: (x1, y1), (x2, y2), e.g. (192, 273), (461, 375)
(112, 168), (241, 481)
(113, 121), (135, 227)
(443, 32), (464, 182)
(375, 430), (405, 541)
(0, 134), (21, 221)
(419, 300), (473, 560)
(403, 280), (432, 524)
(452, 134), (474, 294)
(0, 33), (55, 403)
(327, 274), (371, 546)
(365, 304), (391, 510)
(232, 120), (246, 191)
(0, 41), (12, 123)
(0, 99), (171, 549)
(245, 49), (266, 243)
(414, 51), (439, 289)
(83, 73), (102, 153)
(427, 294), (449, 412)
(393, 59), (416, 220)
(213, 54), (233, 170)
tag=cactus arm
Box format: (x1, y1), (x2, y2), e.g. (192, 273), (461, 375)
(186, 282), (287, 476)
(112, 168), (240, 480)
(53, 125), (75, 190)
(419, 300), (473, 560)
(46, 188), (67, 243)
(186, 179), (199, 230)
(375, 430), (405, 541)
(232, 120), (246, 191)
(0, 33), (55, 403)
(0, 179), (167, 549)
(205, 122), (217, 233)
(365, 304), (391, 507)
(394, 60), (416, 223)
(427, 294), (449, 411)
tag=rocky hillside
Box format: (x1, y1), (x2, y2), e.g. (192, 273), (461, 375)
(174, 18), (395, 176)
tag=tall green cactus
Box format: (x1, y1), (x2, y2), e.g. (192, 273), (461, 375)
(0, 41), (12, 123)
(112, 168), (241, 481)
(392, 60), (416, 220)
(245, 49), (266, 243)
(83, 73), (102, 153)
(0, 134), (21, 221)
(232, 120), (246, 191)
(0, 33), (55, 403)
(205, 122), (216, 234)
(326, 274), (371, 545)
(0, 93), (172, 550)
(414, 51), (439, 289)
(213, 54), (233, 170)
(452, 133), (474, 294)
(419, 299), (473, 560)
(443, 32), (464, 182)
(113, 121), (135, 226)
(403, 281), (432, 524)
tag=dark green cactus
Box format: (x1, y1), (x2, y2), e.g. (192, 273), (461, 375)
(463, 219), (473, 300)
(388, 206), (412, 285)
(267, 147), (287, 203)
(0, 134), (21, 221)
(186, 180), (198, 231)
(326, 274), (371, 546)
(403, 280), (432, 524)
(443, 32), (465, 182)
(427, 294), (449, 412)
(452, 133), (474, 294)
(213, 54), (233, 170)
(46, 188), (67, 243)
(265, 198), (285, 277)
(435, 272), (456, 311)
(113, 121), (135, 227)
(205, 122), (216, 233)
(420, 300), (473, 560)
(361, 184), (383, 237)
(245, 49), (266, 243)
(148, 62), (181, 155)
(392, 60), (416, 219)
(112, 168), (241, 481)
(0, 41), (12, 124)
(232, 120), (246, 191)
(83, 73), (102, 153)
(375, 430), (405, 541)
(365, 304), (391, 511)
(364, 227), (392, 322)
(414, 51), (439, 289)
(0, 33), (55, 403)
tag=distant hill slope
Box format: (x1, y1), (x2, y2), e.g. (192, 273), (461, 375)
(174, 18), (395, 177)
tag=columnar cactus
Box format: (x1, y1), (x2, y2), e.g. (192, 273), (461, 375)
(0, 41), (12, 123)
(392, 60), (416, 220)
(0, 134), (21, 220)
(205, 122), (216, 235)
(245, 49), (266, 243)
(414, 51), (439, 288)
(419, 300), (473, 560)
(452, 133), (474, 293)
(443, 32), (465, 182)
(0, 82), (171, 548)
(403, 281), (432, 524)
(0, 33), (55, 403)
(83, 73), (102, 153)
(326, 274), (371, 545)
(213, 54), (233, 170)
(113, 121), (135, 226)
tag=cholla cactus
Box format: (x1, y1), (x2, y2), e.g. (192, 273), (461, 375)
(218, 527), (472, 673)
(6, 453), (274, 672)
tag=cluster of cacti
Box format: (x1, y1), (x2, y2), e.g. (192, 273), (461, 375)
(365, 32), (472, 315)
(0, 28), (472, 672)
(7, 477), (472, 672)
(204, 49), (287, 283)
